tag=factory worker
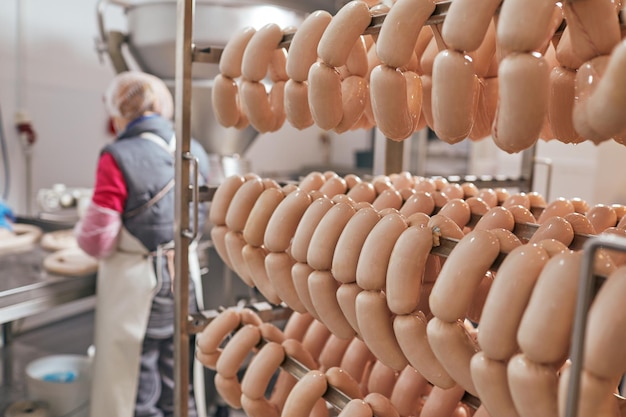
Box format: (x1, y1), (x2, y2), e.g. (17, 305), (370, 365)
(75, 71), (210, 417)
(0, 199), (15, 230)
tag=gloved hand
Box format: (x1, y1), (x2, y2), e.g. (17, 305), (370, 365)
(0, 199), (15, 231)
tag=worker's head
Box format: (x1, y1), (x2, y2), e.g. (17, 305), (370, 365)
(104, 71), (174, 133)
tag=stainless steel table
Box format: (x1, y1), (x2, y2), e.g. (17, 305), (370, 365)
(0, 218), (96, 344)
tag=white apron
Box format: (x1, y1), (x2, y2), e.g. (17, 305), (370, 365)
(89, 229), (205, 417)
(89, 227), (156, 417)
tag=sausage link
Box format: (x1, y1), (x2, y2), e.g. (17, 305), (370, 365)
(291, 197), (334, 263)
(364, 392), (401, 417)
(356, 290), (408, 371)
(308, 202), (356, 270)
(240, 396), (279, 417)
(478, 244), (549, 360)
(426, 318), (479, 396)
(326, 366), (364, 399)
(517, 251), (582, 364)
(210, 225), (233, 270)
(376, 0), (436, 68)
(431, 50), (479, 144)
(292, 262), (322, 321)
(212, 74), (242, 128)
(281, 370), (328, 417)
(308, 62), (344, 130)
(548, 66), (582, 143)
(287, 11), (333, 81)
(242, 245), (281, 305)
(317, 1), (372, 68)
(215, 324), (261, 378)
(584, 265), (626, 379)
(243, 188), (285, 248)
(430, 229), (500, 322)
(241, 342), (285, 400)
(265, 252), (307, 313)
(493, 53), (549, 153)
(336, 283), (363, 338)
(507, 354), (559, 417)
(319, 334), (353, 371)
(563, 0), (621, 63)
(370, 64), (416, 141)
(241, 23), (283, 82)
(225, 231), (255, 287)
(239, 81), (275, 133)
(586, 40), (626, 139)
(209, 175), (246, 226)
(340, 338), (376, 384)
(265, 189), (313, 253)
(442, 0), (500, 52)
(386, 225), (432, 315)
(357, 212), (407, 291)
(497, 0), (558, 55)
(219, 26), (256, 78)
(309, 270), (356, 339)
(389, 366), (430, 416)
(470, 352), (519, 417)
(283, 311), (315, 342)
(284, 79), (314, 130)
(215, 374), (243, 408)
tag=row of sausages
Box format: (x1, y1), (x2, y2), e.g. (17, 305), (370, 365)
(197, 306), (479, 417)
(211, 0), (626, 152)
(204, 170), (626, 417)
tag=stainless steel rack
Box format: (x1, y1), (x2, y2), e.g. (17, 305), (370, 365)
(171, 0), (574, 415)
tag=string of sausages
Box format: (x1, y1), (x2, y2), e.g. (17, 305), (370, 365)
(209, 0), (626, 153)
(200, 171), (626, 417)
(197, 307), (478, 417)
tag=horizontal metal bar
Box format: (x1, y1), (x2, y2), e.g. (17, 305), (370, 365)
(189, 184), (216, 203)
(187, 301), (293, 334)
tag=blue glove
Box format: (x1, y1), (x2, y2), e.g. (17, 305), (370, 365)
(0, 200), (15, 231)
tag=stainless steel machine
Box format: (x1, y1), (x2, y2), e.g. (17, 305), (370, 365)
(95, 0), (342, 181)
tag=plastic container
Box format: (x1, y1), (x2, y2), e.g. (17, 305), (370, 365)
(25, 354), (92, 417)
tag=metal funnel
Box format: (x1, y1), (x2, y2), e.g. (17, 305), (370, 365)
(97, 0), (338, 157)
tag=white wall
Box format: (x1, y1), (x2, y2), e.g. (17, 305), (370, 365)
(0, 0), (118, 215)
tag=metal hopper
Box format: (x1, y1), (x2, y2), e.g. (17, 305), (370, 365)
(95, 0), (340, 179)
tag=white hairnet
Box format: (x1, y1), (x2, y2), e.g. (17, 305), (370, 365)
(104, 71), (174, 121)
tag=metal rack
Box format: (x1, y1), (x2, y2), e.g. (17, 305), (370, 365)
(171, 1), (559, 416)
(179, 210), (610, 416)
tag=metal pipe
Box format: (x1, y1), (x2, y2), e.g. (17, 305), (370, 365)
(96, 0), (109, 46)
(533, 156), (553, 201)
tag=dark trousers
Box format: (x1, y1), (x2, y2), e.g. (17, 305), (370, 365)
(135, 335), (198, 417)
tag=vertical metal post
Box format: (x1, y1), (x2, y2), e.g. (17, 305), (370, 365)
(174, 0), (194, 416)
(519, 144), (537, 193)
(385, 138), (404, 175)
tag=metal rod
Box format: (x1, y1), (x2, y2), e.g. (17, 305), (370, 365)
(565, 234), (626, 417)
(534, 156), (554, 202)
(174, 0), (194, 415)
